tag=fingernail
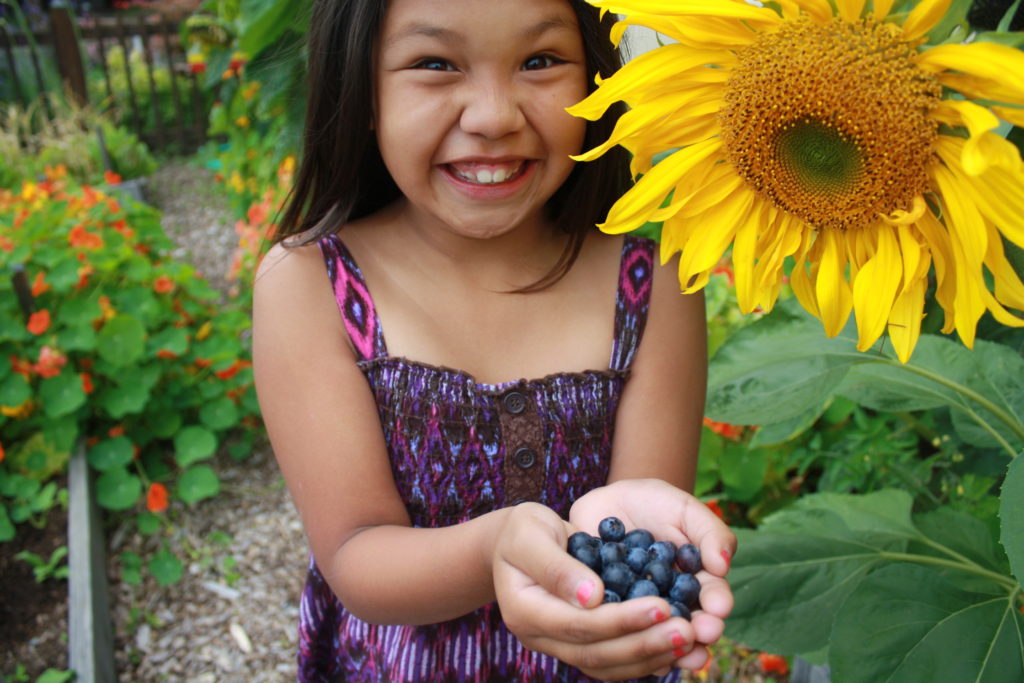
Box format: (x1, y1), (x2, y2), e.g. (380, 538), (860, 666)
(721, 549), (731, 569)
(576, 581), (594, 606)
(673, 647), (685, 658)
(649, 608), (667, 624)
(671, 632), (686, 649)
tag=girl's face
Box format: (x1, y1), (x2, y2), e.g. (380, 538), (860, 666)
(373, 0), (588, 241)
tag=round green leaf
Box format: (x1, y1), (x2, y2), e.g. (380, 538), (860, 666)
(87, 436), (134, 472)
(97, 315), (146, 367)
(47, 258), (81, 292)
(95, 467), (142, 510)
(177, 465), (220, 504)
(199, 396), (239, 431)
(39, 372), (86, 418)
(147, 549), (183, 586)
(147, 411), (183, 439)
(0, 505), (14, 542)
(1000, 455), (1024, 588)
(98, 382), (151, 419)
(148, 326), (189, 356)
(174, 425), (217, 467)
(0, 374), (31, 407)
(58, 297), (102, 326)
(57, 323), (97, 352)
(136, 512), (161, 535)
(120, 551), (143, 585)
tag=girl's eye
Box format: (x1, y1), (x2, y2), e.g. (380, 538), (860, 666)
(412, 58), (453, 71)
(522, 54), (563, 71)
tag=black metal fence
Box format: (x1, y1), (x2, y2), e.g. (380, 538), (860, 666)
(0, 4), (208, 151)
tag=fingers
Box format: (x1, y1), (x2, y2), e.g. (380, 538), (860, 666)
(694, 570), (733, 621)
(529, 613), (697, 681)
(678, 495), (737, 578)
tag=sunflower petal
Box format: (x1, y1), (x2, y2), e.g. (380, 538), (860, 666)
(917, 42), (1024, 96)
(591, 0), (783, 27)
(871, 0), (896, 20)
(789, 225), (820, 320)
(598, 138), (721, 234)
(985, 221), (1024, 311)
(941, 100), (1020, 175)
(677, 189), (752, 287)
(853, 223), (902, 350)
(732, 196), (766, 313)
(901, 0), (952, 41)
(914, 210), (957, 333)
(992, 105), (1024, 127)
(834, 0), (865, 22)
(887, 279), (926, 363)
(814, 228), (854, 338)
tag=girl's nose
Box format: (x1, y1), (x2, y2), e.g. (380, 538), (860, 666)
(459, 80), (526, 140)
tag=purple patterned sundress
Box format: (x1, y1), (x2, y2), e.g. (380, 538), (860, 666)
(299, 233), (680, 682)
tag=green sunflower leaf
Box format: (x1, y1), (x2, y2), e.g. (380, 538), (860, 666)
(830, 564), (1022, 683)
(1000, 455), (1024, 588)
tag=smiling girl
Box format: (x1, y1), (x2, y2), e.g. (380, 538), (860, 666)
(252, 1), (736, 680)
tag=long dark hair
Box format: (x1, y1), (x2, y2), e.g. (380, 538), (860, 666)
(276, 0), (629, 290)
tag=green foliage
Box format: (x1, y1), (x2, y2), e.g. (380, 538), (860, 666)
(0, 171), (260, 585)
(15, 544), (69, 583)
(88, 45), (184, 139)
(0, 100), (157, 189)
(702, 300), (1024, 679)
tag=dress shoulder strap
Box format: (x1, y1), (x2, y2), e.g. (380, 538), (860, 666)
(609, 235), (655, 372)
(318, 233), (388, 362)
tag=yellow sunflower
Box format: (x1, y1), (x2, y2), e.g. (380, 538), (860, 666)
(569, 0), (1024, 362)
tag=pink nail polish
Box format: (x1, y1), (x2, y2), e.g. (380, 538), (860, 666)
(673, 647), (685, 658)
(649, 608), (667, 624)
(671, 632), (686, 648)
(576, 581), (594, 606)
(721, 549), (731, 569)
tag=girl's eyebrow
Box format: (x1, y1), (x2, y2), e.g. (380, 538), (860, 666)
(384, 16), (578, 48)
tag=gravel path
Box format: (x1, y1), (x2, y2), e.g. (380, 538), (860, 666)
(107, 163), (306, 682)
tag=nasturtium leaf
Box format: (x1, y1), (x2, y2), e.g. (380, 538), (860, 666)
(57, 323), (97, 352)
(174, 426), (217, 467)
(199, 396), (239, 431)
(87, 436), (134, 472)
(47, 258), (81, 291)
(177, 465), (220, 504)
(136, 512), (161, 535)
(830, 564), (1023, 683)
(706, 300), (863, 424)
(1000, 455), (1024, 588)
(148, 326), (189, 357)
(0, 311), (31, 343)
(97, 315), (146, 367)
(58, 296), (102, 326)
(147, 549), (183, 586)
(0, 374), (31, 407)
(719, 444), (767, 503)
(98, 382), (151, 418)
(146, 410), (183, 439)
(120, 551), (143, 585)
(0, 504), (14, 542)
(113, 289), (161, 325)
(95, 467), (142, 510)
(39, 372), (86, 417)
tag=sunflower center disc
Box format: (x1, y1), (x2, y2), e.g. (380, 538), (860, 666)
(720, 16), (941, 231)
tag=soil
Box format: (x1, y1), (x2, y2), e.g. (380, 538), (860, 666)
(0, 503), (69, 677)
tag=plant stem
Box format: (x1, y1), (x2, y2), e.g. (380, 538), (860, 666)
(880, 551), (1019, 591)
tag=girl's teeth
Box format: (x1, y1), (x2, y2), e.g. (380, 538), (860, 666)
(454, 164), (521, 184)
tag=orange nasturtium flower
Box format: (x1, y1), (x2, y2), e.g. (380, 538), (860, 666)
(80, 372), (95, 394)
(758, 652), (789, 676)
(68, 223), (104, 249)
(146, 482), (169, 513)
(153, 276), (175, 294)
(103, 170), (122, 185)
(0, 442), (4, 463)
(33, 346), (66, 378)
(27, 309), (51, 335)
(31, 271), (50, 297)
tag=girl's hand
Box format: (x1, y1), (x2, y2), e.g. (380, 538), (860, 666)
(491, 502), (698, 680)
(569, 478), (737, 670)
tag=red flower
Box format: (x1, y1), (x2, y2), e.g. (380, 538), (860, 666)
(80, 372), (95, 394)
(156, 349), (178, 359)
(33, 346), (66, 378)
(31, 271), (50, 297)
(103, 170), (122, 185)
(27, 310), (51, 335)
(703, 416), (745, 441)
(189, 62), (206, 75)
(108, 424), (125, 438)
(705, 499), (724, 521)
(146, 483), (168, 513)
(68, 223), (104, 249)
(215, 359), (245, 380)
(758, 653), (789, 676)
(0, 442), (4, 463)
(10, 355), (33, 379)
(153, 276), (175, 294)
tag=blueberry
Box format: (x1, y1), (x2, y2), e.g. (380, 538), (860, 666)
(622, 528), (656, 550)
(601, 561), (634, 598)
(624, 546), (649, 574)
(669, 572), (701, 608)
(603, 589), (622, 604)
(676, 543), (702, 574)
(641, 560), (674, 595)
(571, 544), (602, 573)
(598, 517), (626, 543)
(648, 540), (677, 565)
(669, 601), (692, 620)
(599, 541), (626, 566)
(567, 531), (600, 555)
(626, 579), (660, 600)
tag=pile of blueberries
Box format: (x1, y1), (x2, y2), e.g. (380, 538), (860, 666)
(567, 517), (703, 620)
